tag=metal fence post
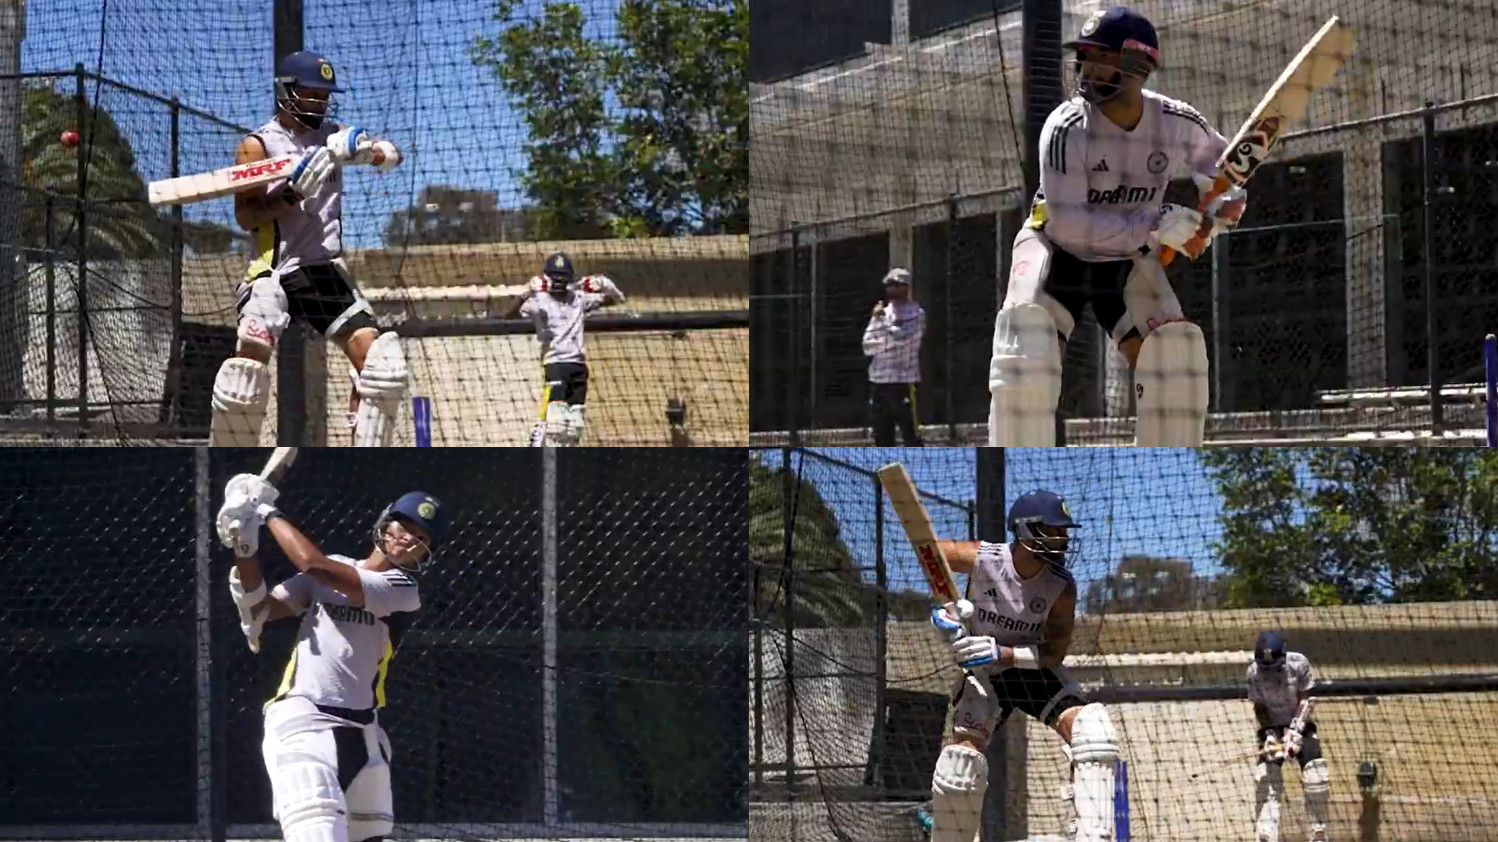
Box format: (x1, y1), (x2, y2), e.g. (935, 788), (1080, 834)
(1421, 101), (1442, 434)
(73, 63), (88, 437)
(945, 194), (958, 441)
(788, 226), (803, 444)
(541, 448), (560, 827)
(871, 473), (887, 790)
(163, 98), (185, 426)
(45, 196), (57, 427)
(780, 447), (797, 808)
(1211, 230), (1232, 413)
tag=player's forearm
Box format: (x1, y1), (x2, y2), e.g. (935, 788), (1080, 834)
(266, 517), (364, 601)
(936, 540), (980, 574)
(232, 554), (263, 591)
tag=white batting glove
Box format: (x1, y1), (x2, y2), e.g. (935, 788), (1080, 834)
(216, 473), (281, 557)
(951, 632), (1000, 671)
(1192, 172), (1247, 226)
(1259, 732), (1286, 764)
(287, 147), (335, 200)
(370, 139), (402, 170)
(528, 275), (551, 295)
(1153, 203), (1211, 257)
(326, 125), (374, 166)
(1283, 726), (1303, 758)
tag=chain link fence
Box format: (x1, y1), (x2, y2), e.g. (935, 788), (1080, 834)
(1, 448), (748, 841)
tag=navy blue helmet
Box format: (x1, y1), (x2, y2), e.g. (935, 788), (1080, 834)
(1255, 630), (1287, 670)
(1008, 490), (1079, 565)
(1064, 6), (1159, 102)
(375, 491), (449, 572)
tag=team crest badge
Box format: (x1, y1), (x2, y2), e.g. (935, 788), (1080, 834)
(1147, 150), (1169, 174)
(1061, 500), (1071, 517)
(320, 63), (335, 81)
(1081, 12), (1103, 36)
(418, 500), (438, 519)
(1029, 597), (1048, 614)
(553, 255), (565, 269)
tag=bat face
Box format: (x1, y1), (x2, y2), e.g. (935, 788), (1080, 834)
(1222, 116), (1281, 186)
(259, 447), (299, 483)
(229, 157), (295, 183)
(147, 154), (299, 206)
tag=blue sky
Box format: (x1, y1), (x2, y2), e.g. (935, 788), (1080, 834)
(756, 448), (1229, 603)
(22, 0), (620, 248)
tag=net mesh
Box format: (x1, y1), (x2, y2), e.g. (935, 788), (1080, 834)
(0, 0), (747, 446)
(751, 446), (1498, 842)
(750, 0), (1498, 446)
(0, 448), (748, 840)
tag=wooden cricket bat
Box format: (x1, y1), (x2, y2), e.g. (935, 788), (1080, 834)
(148, 145), (401, 207)
(877, 463), (962, 605)
(258, 447), (298, 483)
(149, 155), (300, 207)
(1161, 16), (1356, 265)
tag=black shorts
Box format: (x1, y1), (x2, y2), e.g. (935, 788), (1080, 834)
(1257, 721), (1323, 766)
(238, 261), (376, 339)
(953, 666), (1086, 731)
(543, 362), (589, 406)
(1045, 245), (1137, 341)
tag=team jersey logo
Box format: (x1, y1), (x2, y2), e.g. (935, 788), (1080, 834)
(1147, 150), (1169, 174)
(1029, 596), (1048, 614)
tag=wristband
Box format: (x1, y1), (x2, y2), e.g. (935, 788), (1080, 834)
(1010, 645), (1040, 670)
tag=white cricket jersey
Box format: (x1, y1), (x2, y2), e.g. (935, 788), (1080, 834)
(520, 282), (609, 365)
(270, 555), (420, 711)
(249, 118), (343, 277)
(966, 541), (1073, 648)
(1246, 651), (1315, 726)
(863, 301), (925, 384)
(1029, 90), (1228, 261)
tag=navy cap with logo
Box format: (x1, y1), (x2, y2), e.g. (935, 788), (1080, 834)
(1255, 630), (1288, 670)
(1007, 489), (1080, 533)
(543, 251), (575, 284)
(1064, 6), (1160, 66)
(276, 50), (344, 92)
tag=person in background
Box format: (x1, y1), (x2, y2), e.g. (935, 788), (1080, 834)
(862, 268), (925, 446)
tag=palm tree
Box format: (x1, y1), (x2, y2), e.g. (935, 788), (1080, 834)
(21, 83), (163, 260)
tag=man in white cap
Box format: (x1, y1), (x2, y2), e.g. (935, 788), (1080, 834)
(862, 267), (925, 445)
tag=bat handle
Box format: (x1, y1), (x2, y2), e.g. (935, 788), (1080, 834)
(1159, 244), (1177, 266)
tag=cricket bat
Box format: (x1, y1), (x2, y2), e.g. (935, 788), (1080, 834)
(148, 155), (300, 207)
(258, 447), (298, 483)
(1161, 16), (1356, 265)
(877, 463), (962, 606)
(148, 145), (402, 207)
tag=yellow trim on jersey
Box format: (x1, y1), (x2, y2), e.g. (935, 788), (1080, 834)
(374, 639), (394, 709)
(266, 645), (299, 712)
(1026, 200), (1049, 230)
(246, 222), (278, 281)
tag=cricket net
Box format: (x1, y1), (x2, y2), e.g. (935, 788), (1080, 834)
(0, 0), (747, 446)
(751, 446), (1498, 842)
(750, 0), (1498, 446)
(0, 448), (747, 841)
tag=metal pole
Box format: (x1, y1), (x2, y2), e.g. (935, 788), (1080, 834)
(871, 474), (887, 789)
(74, 64), (88, 436)
(945, 194), (958, 440)
(164, 98), (184, 425)
(753, 557), (764, 785)
(45, 196), (56, 426)
(780, 447), (797, 802)
(274, 0), (313, 444)
(193, 447), (213, 839)
(541, 448), (560, 826)
(1421, 102), (1442, 433)
(1486, 334), (1497, 448)
(973, 446), (1006, 841)
(1211, 231), (1232, 413)
(788, 225), (802, 444)
(808, 230), (818, 430)
(0, 0), (21, 410)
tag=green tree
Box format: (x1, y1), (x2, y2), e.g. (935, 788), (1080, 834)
(1200, 448), (1498, 607)
(750, 460), (931, 629)
(22, 85), (161, 260)
(382, 185), (535, 246)
(472, 0), (747, 239)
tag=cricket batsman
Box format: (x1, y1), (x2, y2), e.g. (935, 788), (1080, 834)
(211, 50), (406, 447)
(1249, 631), (1329, 842)
(988, 5), (1247, 447)
(512, 251), (626, 447)
(925, 491), (1122, 842)
(219, 475), (448, 842)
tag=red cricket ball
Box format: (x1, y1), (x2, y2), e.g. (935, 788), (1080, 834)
(60, 129), (79, 148)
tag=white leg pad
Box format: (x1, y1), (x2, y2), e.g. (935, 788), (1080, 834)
(560, 403), (586, 446)
(1133, 320), (1209, 446)
(988, 302), (1061, 446)
(238, 276), (291, 351)
(346, 727), (394, 842)
(1070, 703), (1119, 842)
(210, 356), (270, 446)
(544, 401), (570, 446)
(930, 743), (987, 842)
(272, 760), (348, 842)
(352, 332), (408, 447)
(1302, 758), (1329, 838)
(1255, 761), (1284, 842)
